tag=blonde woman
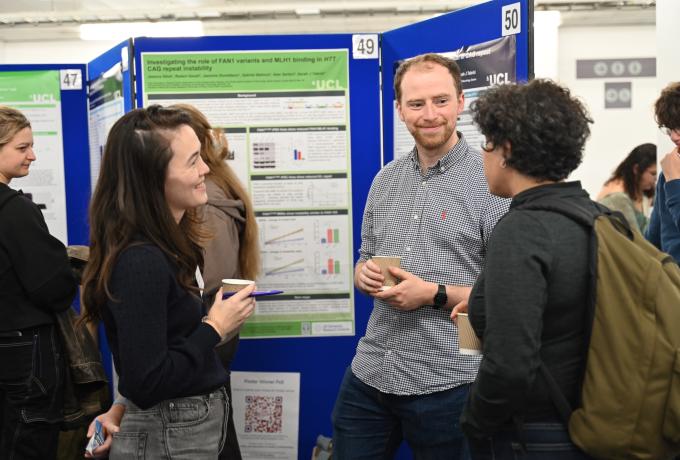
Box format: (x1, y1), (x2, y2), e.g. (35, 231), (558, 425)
(0, 106), (77, 459)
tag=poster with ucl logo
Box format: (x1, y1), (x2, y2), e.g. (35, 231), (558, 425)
(0, 70), (68, 244)
(140, 50), (354, 339)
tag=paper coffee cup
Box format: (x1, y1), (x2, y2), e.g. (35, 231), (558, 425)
(222, 278), (254, 292)
(371, 256), (401, 288)
(456, 313), (482, 355)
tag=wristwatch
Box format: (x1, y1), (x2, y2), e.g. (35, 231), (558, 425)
(432, 284), (447, 309)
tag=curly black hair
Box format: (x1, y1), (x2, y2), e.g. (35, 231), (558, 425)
(655, 82), (680, 131)
(471, 79), (593, 181)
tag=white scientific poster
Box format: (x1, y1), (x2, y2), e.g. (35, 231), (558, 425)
(0, 70), (68, 243)
(140, 49), (355, 338)
(88, 64), (125, 192)
(231, 371), (300, 460)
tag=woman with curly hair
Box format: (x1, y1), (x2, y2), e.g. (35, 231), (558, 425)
(646, 81), (680, 262)
(452, 79), (595, 459)
(597, 143), (656, 233)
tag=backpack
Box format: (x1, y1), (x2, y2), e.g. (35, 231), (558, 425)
(520, 200), (680, 459)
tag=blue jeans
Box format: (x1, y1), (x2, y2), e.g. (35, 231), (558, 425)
(332, 367), (470, 460)
(110, 387), (228, 460)
(0, 324), (64, 460)
(467, 422), (592, 460)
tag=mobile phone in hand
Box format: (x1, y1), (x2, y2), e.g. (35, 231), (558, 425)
(85, 419), (105, 455)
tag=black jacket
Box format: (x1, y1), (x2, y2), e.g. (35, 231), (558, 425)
(0, 183), (76, 331)
(461, 182), (598, 439)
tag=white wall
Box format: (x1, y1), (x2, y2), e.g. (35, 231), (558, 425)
(556, 25), (658, 198)
(0, 40), (118, 64)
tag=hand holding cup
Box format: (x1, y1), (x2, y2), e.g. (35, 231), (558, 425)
(206, 284), (256, 339)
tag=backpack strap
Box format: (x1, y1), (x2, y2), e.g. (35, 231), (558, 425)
(514, 198), (618, 424)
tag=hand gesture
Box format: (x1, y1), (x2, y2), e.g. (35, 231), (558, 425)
(84, 403), (125, 458)
(450, 301), (468, 324)
(355, 260), (384, 296)
(661, 147), (680, 181)
(375, 267), (434, 311)
(207, 285), (256, 339)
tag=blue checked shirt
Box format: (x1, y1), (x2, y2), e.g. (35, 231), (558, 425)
(352, 134), (509, 395)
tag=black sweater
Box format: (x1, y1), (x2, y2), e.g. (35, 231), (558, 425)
(0, 183), (76, 330)
(461, 182), (594, 439)
(103, 243), (228, 409)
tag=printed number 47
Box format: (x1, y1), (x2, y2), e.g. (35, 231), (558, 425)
(63, 73), (79, 86)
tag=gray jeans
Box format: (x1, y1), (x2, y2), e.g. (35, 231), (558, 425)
(110, 387), (228, 460)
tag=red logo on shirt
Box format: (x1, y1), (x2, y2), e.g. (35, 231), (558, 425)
(441, 210), (447, 220)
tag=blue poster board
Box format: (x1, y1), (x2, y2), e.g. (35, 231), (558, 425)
(87, 39), (137, 389)
(133, 34), (382, 457)
(0, 64), (90, 245)
(88, 39), (136, 113)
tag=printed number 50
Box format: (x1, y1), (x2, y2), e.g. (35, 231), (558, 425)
(501, 3), (520, 36)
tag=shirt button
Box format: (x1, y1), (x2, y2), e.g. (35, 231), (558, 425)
(169, 402), (175, 409)
(405, 246), (411, 252)
(441, 167), (446, 172)
(422, 181), (427, 186)
(386, 350), (392, 356)
(413, 214), (418, 219)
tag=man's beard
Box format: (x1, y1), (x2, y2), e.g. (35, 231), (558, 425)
(410, 122), (454, 151)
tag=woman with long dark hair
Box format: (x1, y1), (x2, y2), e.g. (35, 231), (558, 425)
(171, 103), (260, 460)
(597, 143), (657, 233)
(81, 105), (255, 459)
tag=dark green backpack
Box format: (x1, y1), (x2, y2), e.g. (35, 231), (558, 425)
(524, 202), (680, 459)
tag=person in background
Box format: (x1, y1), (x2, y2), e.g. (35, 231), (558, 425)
(454, 79), (594, 459)
(646, 82), (680, 262)
(597, 142), (656, 233)
(332, 53), (508, 459)
(0, 106), (77, 459)
(80, 105), (256, 459)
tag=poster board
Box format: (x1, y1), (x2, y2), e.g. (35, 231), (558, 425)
(0, 64), (90, 245)
(133, 33), (381, 457)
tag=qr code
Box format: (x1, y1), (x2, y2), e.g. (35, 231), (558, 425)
(244, 395), (283, 433)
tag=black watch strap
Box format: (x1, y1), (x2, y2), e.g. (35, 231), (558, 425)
(432, 284), (447, 309)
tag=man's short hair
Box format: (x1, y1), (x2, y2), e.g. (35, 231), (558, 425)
(393, 53), (463, 103)
(655, 82), (680, 131)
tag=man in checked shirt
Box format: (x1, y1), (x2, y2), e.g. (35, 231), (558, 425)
(331, 53), (509, 458)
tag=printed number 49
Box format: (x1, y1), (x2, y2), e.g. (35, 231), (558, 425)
(357, 38), (375, 56)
